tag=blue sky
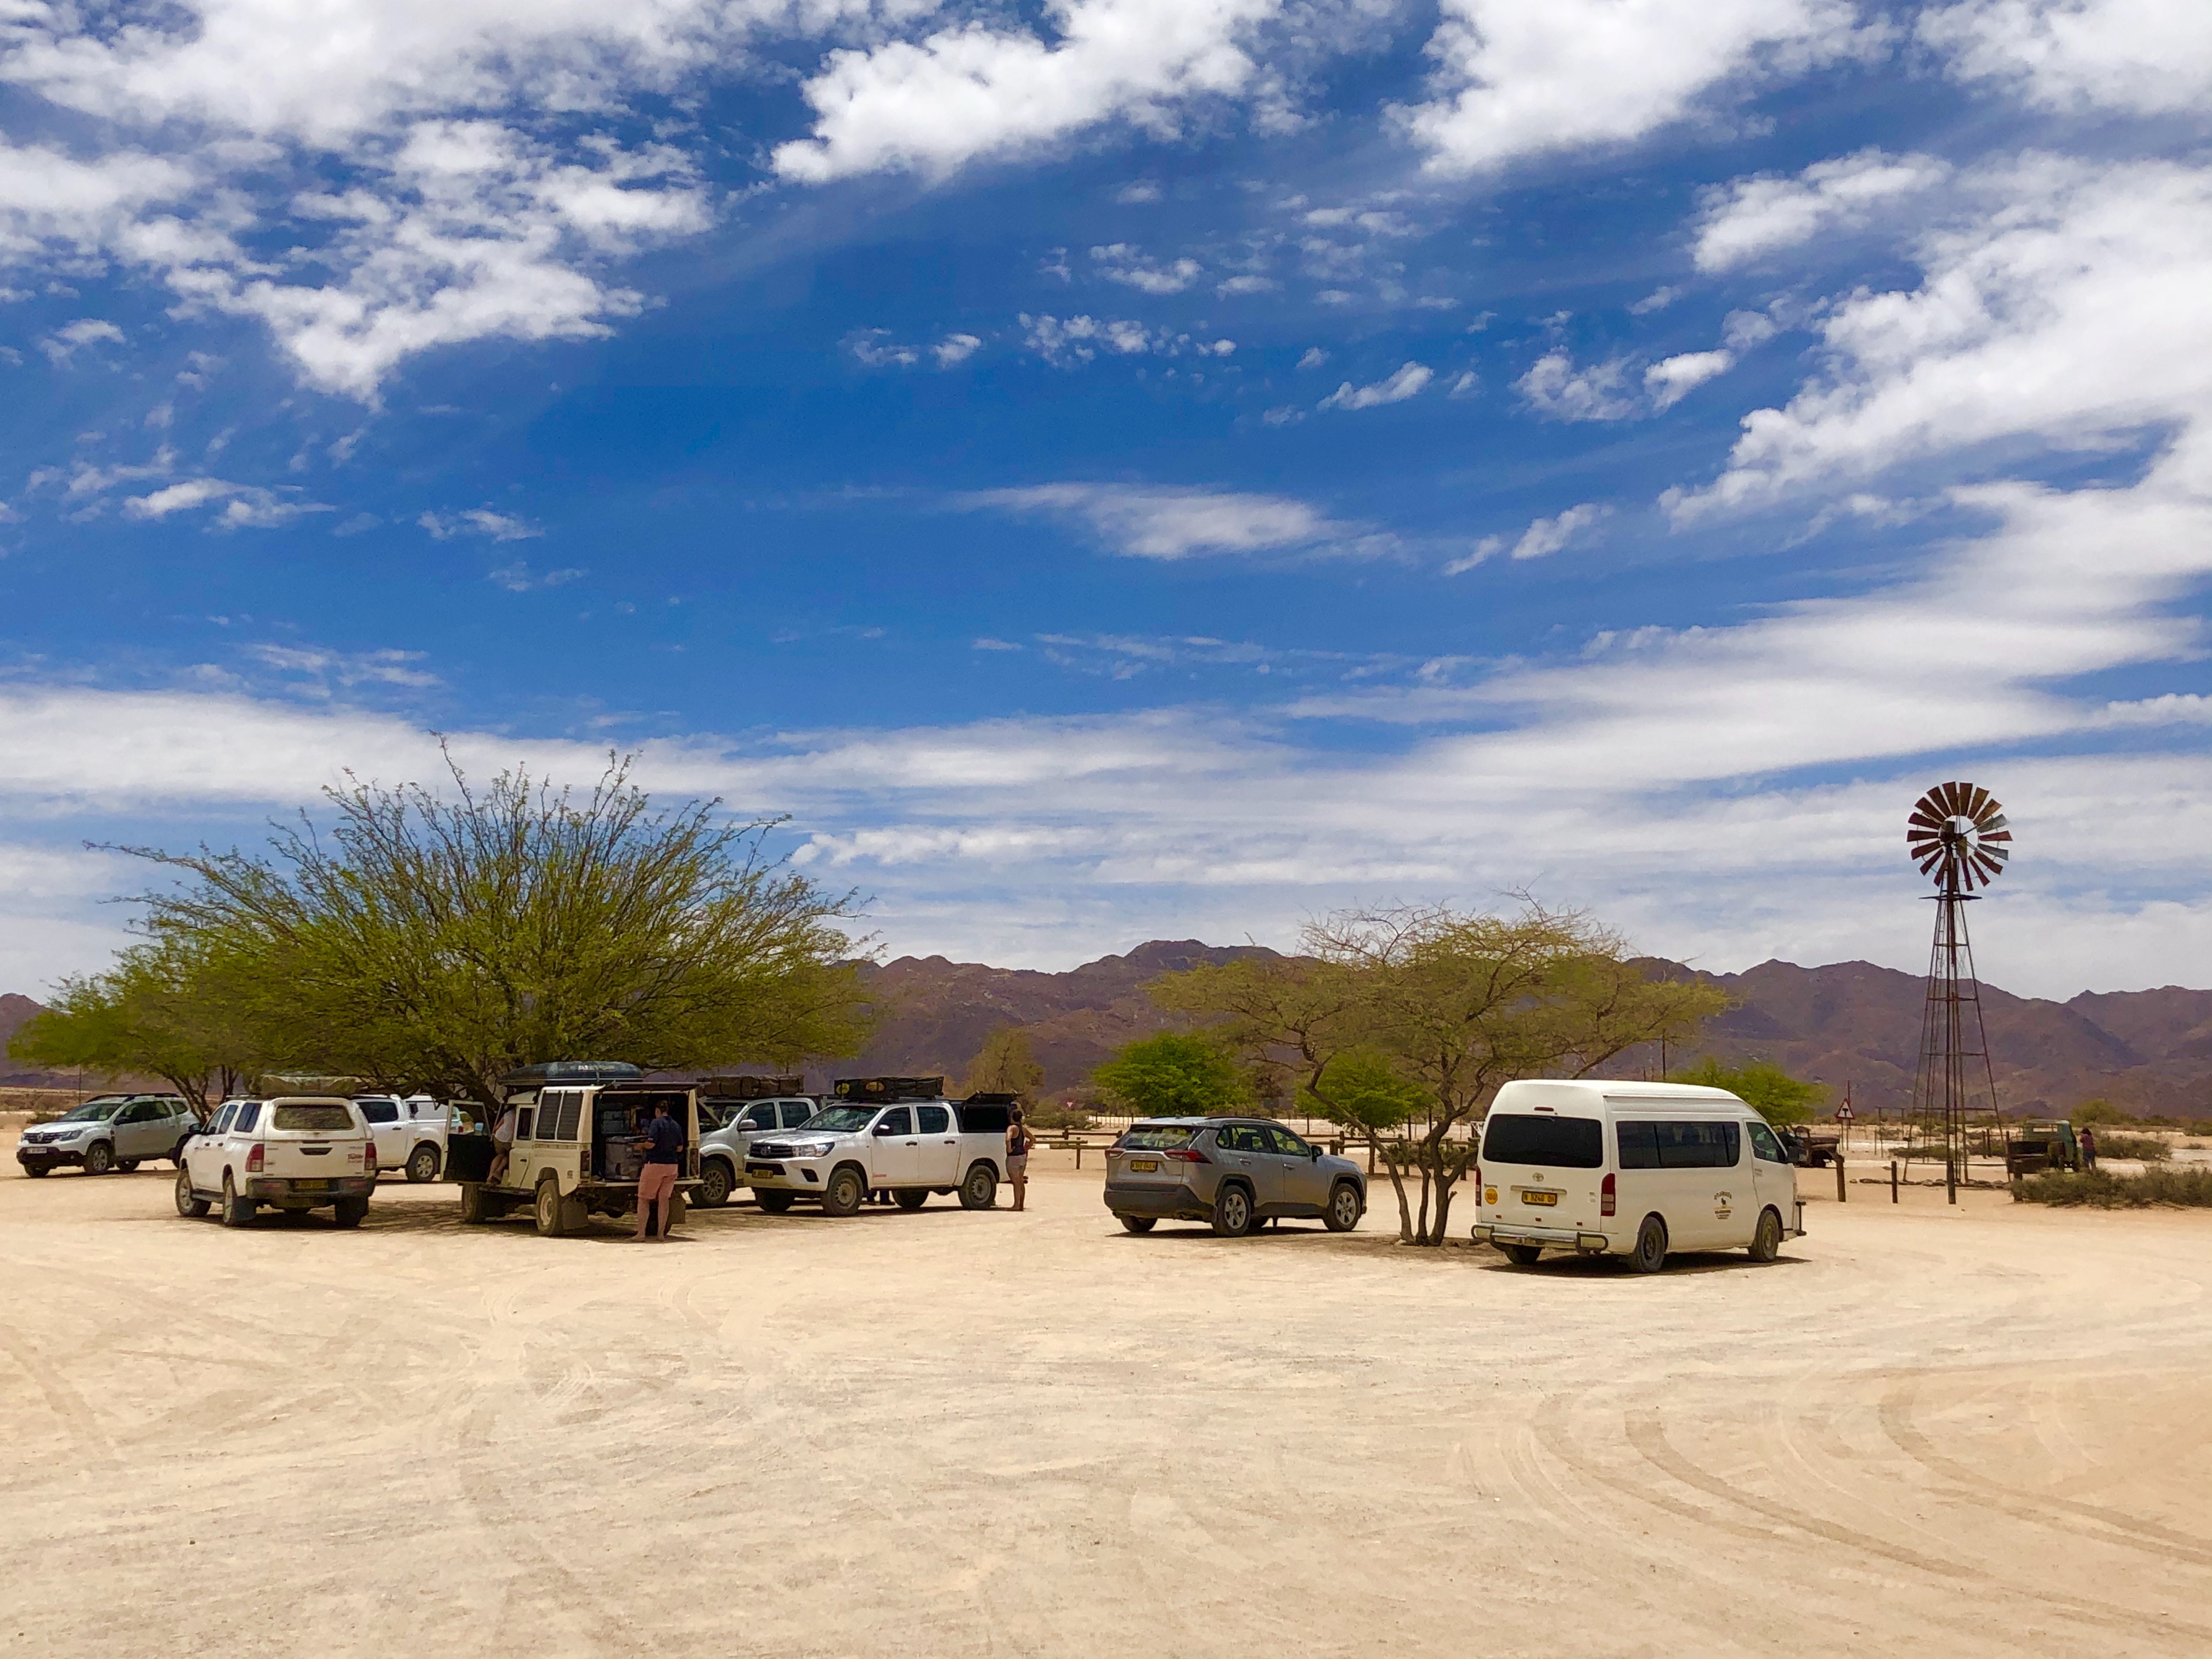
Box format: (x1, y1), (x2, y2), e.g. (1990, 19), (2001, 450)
(2, 0), (2209, 998)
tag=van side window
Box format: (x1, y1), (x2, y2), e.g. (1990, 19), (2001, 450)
(1617, 1121), (1660, 1168)
(917, 1105), (951, 1134)
(1653, 1121), (1740, 1168)
(1747, 1122), (1787, 1163)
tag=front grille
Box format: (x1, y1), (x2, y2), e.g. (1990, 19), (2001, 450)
(751, 1141), (793, 1159)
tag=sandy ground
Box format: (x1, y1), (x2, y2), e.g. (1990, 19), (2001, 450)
(4, 1139), (2211, 1658)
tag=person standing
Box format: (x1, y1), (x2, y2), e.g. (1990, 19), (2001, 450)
(634, 1099), (684, 1240)
(2079, 1125), (2098, 1171)
(488, 1103), (517, 1184)
(1005, 1107), (1036, 1212)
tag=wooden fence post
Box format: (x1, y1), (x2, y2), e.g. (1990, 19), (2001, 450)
(1835, 1154), (1847, 1204)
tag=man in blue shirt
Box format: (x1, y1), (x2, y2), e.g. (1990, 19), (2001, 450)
(634, 1099), (684, 1240)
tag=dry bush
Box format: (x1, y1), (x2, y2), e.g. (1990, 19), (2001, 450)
(2011, 1168), (2212, 1207)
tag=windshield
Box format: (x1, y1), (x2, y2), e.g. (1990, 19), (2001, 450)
(1118, 1125), (1199, 1150)
(55, 1098), (128, 1122)
(273, 1104), (357, 1132)
(798, 1107), (876, 1133)
(1482, 1113), (1604, 1169)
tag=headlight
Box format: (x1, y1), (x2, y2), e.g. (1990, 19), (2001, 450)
(791, 1139), (838, 1158)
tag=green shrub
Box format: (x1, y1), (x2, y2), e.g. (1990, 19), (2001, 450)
(2011, 1167), (2212, 1207)
(2086, 1132), (2169, 1163)
(1022, 1102), (1098, 1132)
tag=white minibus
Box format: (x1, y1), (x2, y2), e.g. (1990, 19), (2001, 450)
(1470, 1080), (1806, 1272)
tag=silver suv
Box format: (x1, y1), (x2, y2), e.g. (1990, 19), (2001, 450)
(16, 1093), (199, 1177)
(1103, 1116), (1367, 1237)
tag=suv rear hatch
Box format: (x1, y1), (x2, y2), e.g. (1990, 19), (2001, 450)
(1108, 1124), (1207, 1190)
(261, 1102), (370, 1189)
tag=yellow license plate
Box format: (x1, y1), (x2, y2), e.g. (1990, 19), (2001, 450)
(1521, 1190), (1559, 1206)
(1130, 1159), (1159, 1173)
(294, 1179), (331, 1192)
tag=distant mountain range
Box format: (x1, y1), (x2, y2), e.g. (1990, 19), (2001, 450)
(10, 946), (2212, 1118)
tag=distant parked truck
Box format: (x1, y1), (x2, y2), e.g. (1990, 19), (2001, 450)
(1780, 1127), (1842, 1168)
(353, 1094), (450, 1183)
(444, 1060), (702, 1236)
(16, 1093), (199, 1177)
(2005, 1119), (2081, 1177)
(742, 1077), (1011, 1215)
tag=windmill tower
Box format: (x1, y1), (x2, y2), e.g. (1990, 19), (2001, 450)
(1906, 782), (2012, 1203)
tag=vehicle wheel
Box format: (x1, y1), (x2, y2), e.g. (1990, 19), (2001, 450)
(1118, 1214), (1156, 1234)
(1503, 1243), (1544, 1266)
(1748, 1207), (1784, 1263)
(1629, 1214), (1668, 1274)
(695, 1159), (735, 1209)
(332, 1196), (369, 1229)
(957, 1162), (998, 1211)
(219, 1172), (255, 1228)
(459, 1182), (492, 1224)
(894, 1188), (927, 1211)
(1324, 1182), (1363, 1233)
(174, 1167), (210, 1218)
(116, 1159), (141, 1173)
(534, 1178), (569, 1237)
(1211, 1183), (1256, 1238)
(83, 1142), (115, 1177)
(822, 1166), (866, 1217)
(754, 1189), (796, 1214)
(25, 1165), (49, 1177)
(405, 1144), (440, 1184)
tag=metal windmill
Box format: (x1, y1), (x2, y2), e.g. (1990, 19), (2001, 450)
(1906, 782), (2011, 1202)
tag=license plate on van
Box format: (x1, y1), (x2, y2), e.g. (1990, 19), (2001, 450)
(1521, 1190), (1559, 1206)
(1130, 1159), (1160, 1173)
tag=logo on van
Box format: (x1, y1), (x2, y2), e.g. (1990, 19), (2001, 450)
(1714, 1191), (1733, 1218)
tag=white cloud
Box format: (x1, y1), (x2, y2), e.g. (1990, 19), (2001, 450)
(1511, 502), (1610, 559)
(37, 318), (126, 364)
(1091, 242), (1204, 294)
(1694, 148), (1951, 271)
(1516, 349), (1634, 421)
(1645, 349), (1735, 409)
(960, 483), (1375, 560)
(1403, 0), (1874, 174)
(122, 478), (236, 519)
(1019, 313), (1227, 366)
(848, 329), (920, 368)
(1921, 0), (2212, 115)
(488, 561), (585, 591)
(1115, 180), (1164, 204)
(1216, 274), (1276, 296)
(1318, 361), (1432, 410)
(420, 507), (544, 541)
(1628, 286), (1681, 315)
(1296, 347), (1329, 369)
(933, 332), (983, 366)
(1447, 370), (1480, 399)
(1685, 156), (2212, 511)
(770, 0), (1278, 183)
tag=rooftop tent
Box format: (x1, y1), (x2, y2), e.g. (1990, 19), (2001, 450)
(701, 1075), (806, 1100)
(499, 1060), (645, 1089)
(833, 1076), (945, 1103)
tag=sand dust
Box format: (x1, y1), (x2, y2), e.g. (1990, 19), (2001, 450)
(3, 1136), (2210, 1657)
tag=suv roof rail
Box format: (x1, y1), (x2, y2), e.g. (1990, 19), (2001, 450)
(499, 1060), (645, 1087)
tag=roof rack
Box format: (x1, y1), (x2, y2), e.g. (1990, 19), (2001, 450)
(832, 1076), (945, 1103)
(961, 1091), (1021, 1105)
(701, 1074), (806, 1099)
(499, 1060), (645, 1088)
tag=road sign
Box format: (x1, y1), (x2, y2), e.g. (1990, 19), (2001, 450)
(1835, 1103), (1854, 1121)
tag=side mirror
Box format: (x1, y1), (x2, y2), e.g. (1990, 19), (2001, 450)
(873, 1122), (896, 1136)
(1310, 1147), (1322, 1159)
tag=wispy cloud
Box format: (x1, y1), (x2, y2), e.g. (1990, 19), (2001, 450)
(420, 508), (543, 542)
(958, 484), (1383, 561)
(1318, 362), (1432, 410)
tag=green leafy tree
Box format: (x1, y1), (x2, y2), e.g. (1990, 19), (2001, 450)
(1154, 901), (1728, 1244)
(1669, 1058), (1826, 1125)
(1093, 1032), (1249, 1118)
(2070, 1097), (2128, 1126)
(101, 752), (871, 1109)
(965, 1025), (1045, 1098)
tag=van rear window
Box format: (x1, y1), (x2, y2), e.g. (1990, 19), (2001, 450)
(273, 1105), (354, 1132)
(1119, 1126), (1199, 1151)
(1482, 1114), (1602, 1168)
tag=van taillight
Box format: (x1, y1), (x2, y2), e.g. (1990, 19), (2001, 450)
(1601, 1173), (1616, 1217)
(246, 1143), (265, 1173)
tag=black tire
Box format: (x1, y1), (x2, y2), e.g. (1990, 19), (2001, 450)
(83, 1142), (115, 1177)
(534, 1178), (569, 1237)
(1629, 1214), (1668, 1274)
(332, 1195), (369, 1229)
(25, 1165), (49, 1177)
(220, 1172), (255, 1228)
(459, 1182), (492, 1225)
(1503, 1243), (1544, 1266)
(405, 1144), (440, 1184)
(1211, 1183), (1256, 1238)
(172, 1138), (193, 1167)
(116, 1159), (140, 1174)
(957, 1162), (998, 1211)
(696, 1159), (735, 1209)
(754, 1189), (797, 1214)
(1118, 1214), (1156, 1234)
(822, 1166), (866, 1217)
(1324, 1182), (1363, 1233)
(174, 1166), (210, 1218)
(1748, 1207), (1784, 1263)
(894, 1188), (927, 1211)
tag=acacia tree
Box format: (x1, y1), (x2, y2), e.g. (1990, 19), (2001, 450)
(1153, 902), (1727, 1244)
(8, 938), (267, 1117)
(1092, 1032), (1248, 1118)
(965, 1026), (1045, 1097)
(105, 752), (871, 1108)
(1670, 1058), (1826, 1124)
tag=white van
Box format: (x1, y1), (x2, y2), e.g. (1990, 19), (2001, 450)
(1470, 1080), (1805, 1272)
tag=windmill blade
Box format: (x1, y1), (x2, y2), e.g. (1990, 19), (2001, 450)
(1937, 781), (1970, 814)
(1982, 840), (2011, 862)
(1909, 811), (1947, 833)
(1971, 851), (2004, 882)
(1979, 827), (2013, 844)
(1966, 784), (1992, 820)
(1979, 810), (2009, 832)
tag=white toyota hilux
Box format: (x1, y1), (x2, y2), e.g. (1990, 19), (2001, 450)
(353, 1093), (452, 1183)
(175, 1096), (376, 1228)
(743, 1091), (1012, 1216)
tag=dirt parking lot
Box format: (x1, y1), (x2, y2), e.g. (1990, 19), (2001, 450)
(3, 1139), (2210, 1658)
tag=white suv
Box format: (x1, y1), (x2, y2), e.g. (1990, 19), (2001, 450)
(176, 1097), (376, 1228)
(695, 1096), (818, 1207)
(353, 1094), (450, 1183)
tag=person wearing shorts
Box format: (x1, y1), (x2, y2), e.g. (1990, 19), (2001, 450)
(1005, 1108), (1036, 1212)
(634, 1100), (683, 1240)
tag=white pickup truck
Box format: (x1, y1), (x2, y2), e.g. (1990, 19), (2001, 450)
(743, 1091), (1012, 1215)
(353, 1094), (452, 1183)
